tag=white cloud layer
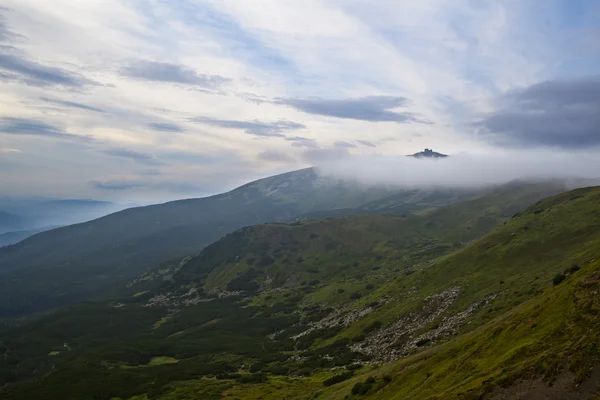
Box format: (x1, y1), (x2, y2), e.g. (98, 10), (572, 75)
(317, 150), (600, 188)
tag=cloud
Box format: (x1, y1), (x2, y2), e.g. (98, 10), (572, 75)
(147, 122), (185, 133)
(0, 147), (21, 153)
(316, 151), (600, 188)
(303, 146), (352, 164)
(276, 96), (428, 123)
(257, 150), (295, 163)
(91, 179), (144, 191)
(0, 52), (94, 87)
(0, 117), (87, 141)
(0, 10), (16, 42)
(121, 60), (230, 89)
(284, 136), (318, 148)
(3, 0), (600, 201)
(90, 175), (204, 193)
(190, 117), (305, 137)
(103, 148), (164, 166)
(477, 76), (600, 148)
(39, 97), (105, 113)
(356, 140), (376, 148)
(334, 141), (357, 149)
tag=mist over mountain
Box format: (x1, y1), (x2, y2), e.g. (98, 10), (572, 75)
(317, 149), (600, 189)
(0, 198), (125, 245)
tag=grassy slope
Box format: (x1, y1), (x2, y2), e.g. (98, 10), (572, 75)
(318, 187), (600, 399)
(169, 181), (566, 294)
(0, 184), (591, 400)
(324, 263), (600, 400)
(148, 185), (600, 400)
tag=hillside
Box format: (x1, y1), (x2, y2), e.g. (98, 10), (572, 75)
(0, 184), (595, 400)
(0, 168), (398, 318)
(0, 167), (557, 320)
(0, 227), (58, 248)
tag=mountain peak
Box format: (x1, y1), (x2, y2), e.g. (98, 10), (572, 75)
(408, 148), (448, 158)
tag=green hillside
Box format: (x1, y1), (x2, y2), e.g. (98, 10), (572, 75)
(0, 184), (595, 400)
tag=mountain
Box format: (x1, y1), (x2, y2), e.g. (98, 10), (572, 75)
(1, 184), (594, 400)
(0, 227), (60, 247)
(0, 165), (570, 320)
(0, 211), (31, 235)
(0, 168), (399, 319)
(0, 198), (120, 241)
(408, 148), (448, 158)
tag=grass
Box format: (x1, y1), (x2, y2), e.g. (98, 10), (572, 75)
(319, 257), (600, 399)
(148, 356), (179, 366)
(0, 184), (597, 400)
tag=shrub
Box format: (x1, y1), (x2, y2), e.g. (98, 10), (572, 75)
(268, 365), (289, 375)
(568, 264), (581, 274)
(216, 373), (241, 380)
(363, 321), (382, 335)
(337, 288), (345, 294)
(249, 362), (264, 373)
(351, 382), (363, 395)
(352, 334), (366, 343)
(227, 268), (259, 292)
(351, 380), (373, 395)
(350, 292), (361, 300)
(257, 255), (275, 267)
(236, 373), (267, 384)
(365, 284), (375, 290)
(346, 363), (362, 371)
(323, 371), (353, 386)
(553, 273), (566, 286)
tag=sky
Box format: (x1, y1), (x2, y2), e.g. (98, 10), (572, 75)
(0, 0), (599, 203)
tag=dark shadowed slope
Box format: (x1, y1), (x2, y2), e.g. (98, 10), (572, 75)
(0, 168), (396, 318)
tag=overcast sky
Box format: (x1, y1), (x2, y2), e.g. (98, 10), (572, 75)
(1, 0), (599, 202)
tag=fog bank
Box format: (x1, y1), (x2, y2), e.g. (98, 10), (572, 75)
(315, 150), (600, 188)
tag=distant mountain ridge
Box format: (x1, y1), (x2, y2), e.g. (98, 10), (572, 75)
(0, 198), (121, 244)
